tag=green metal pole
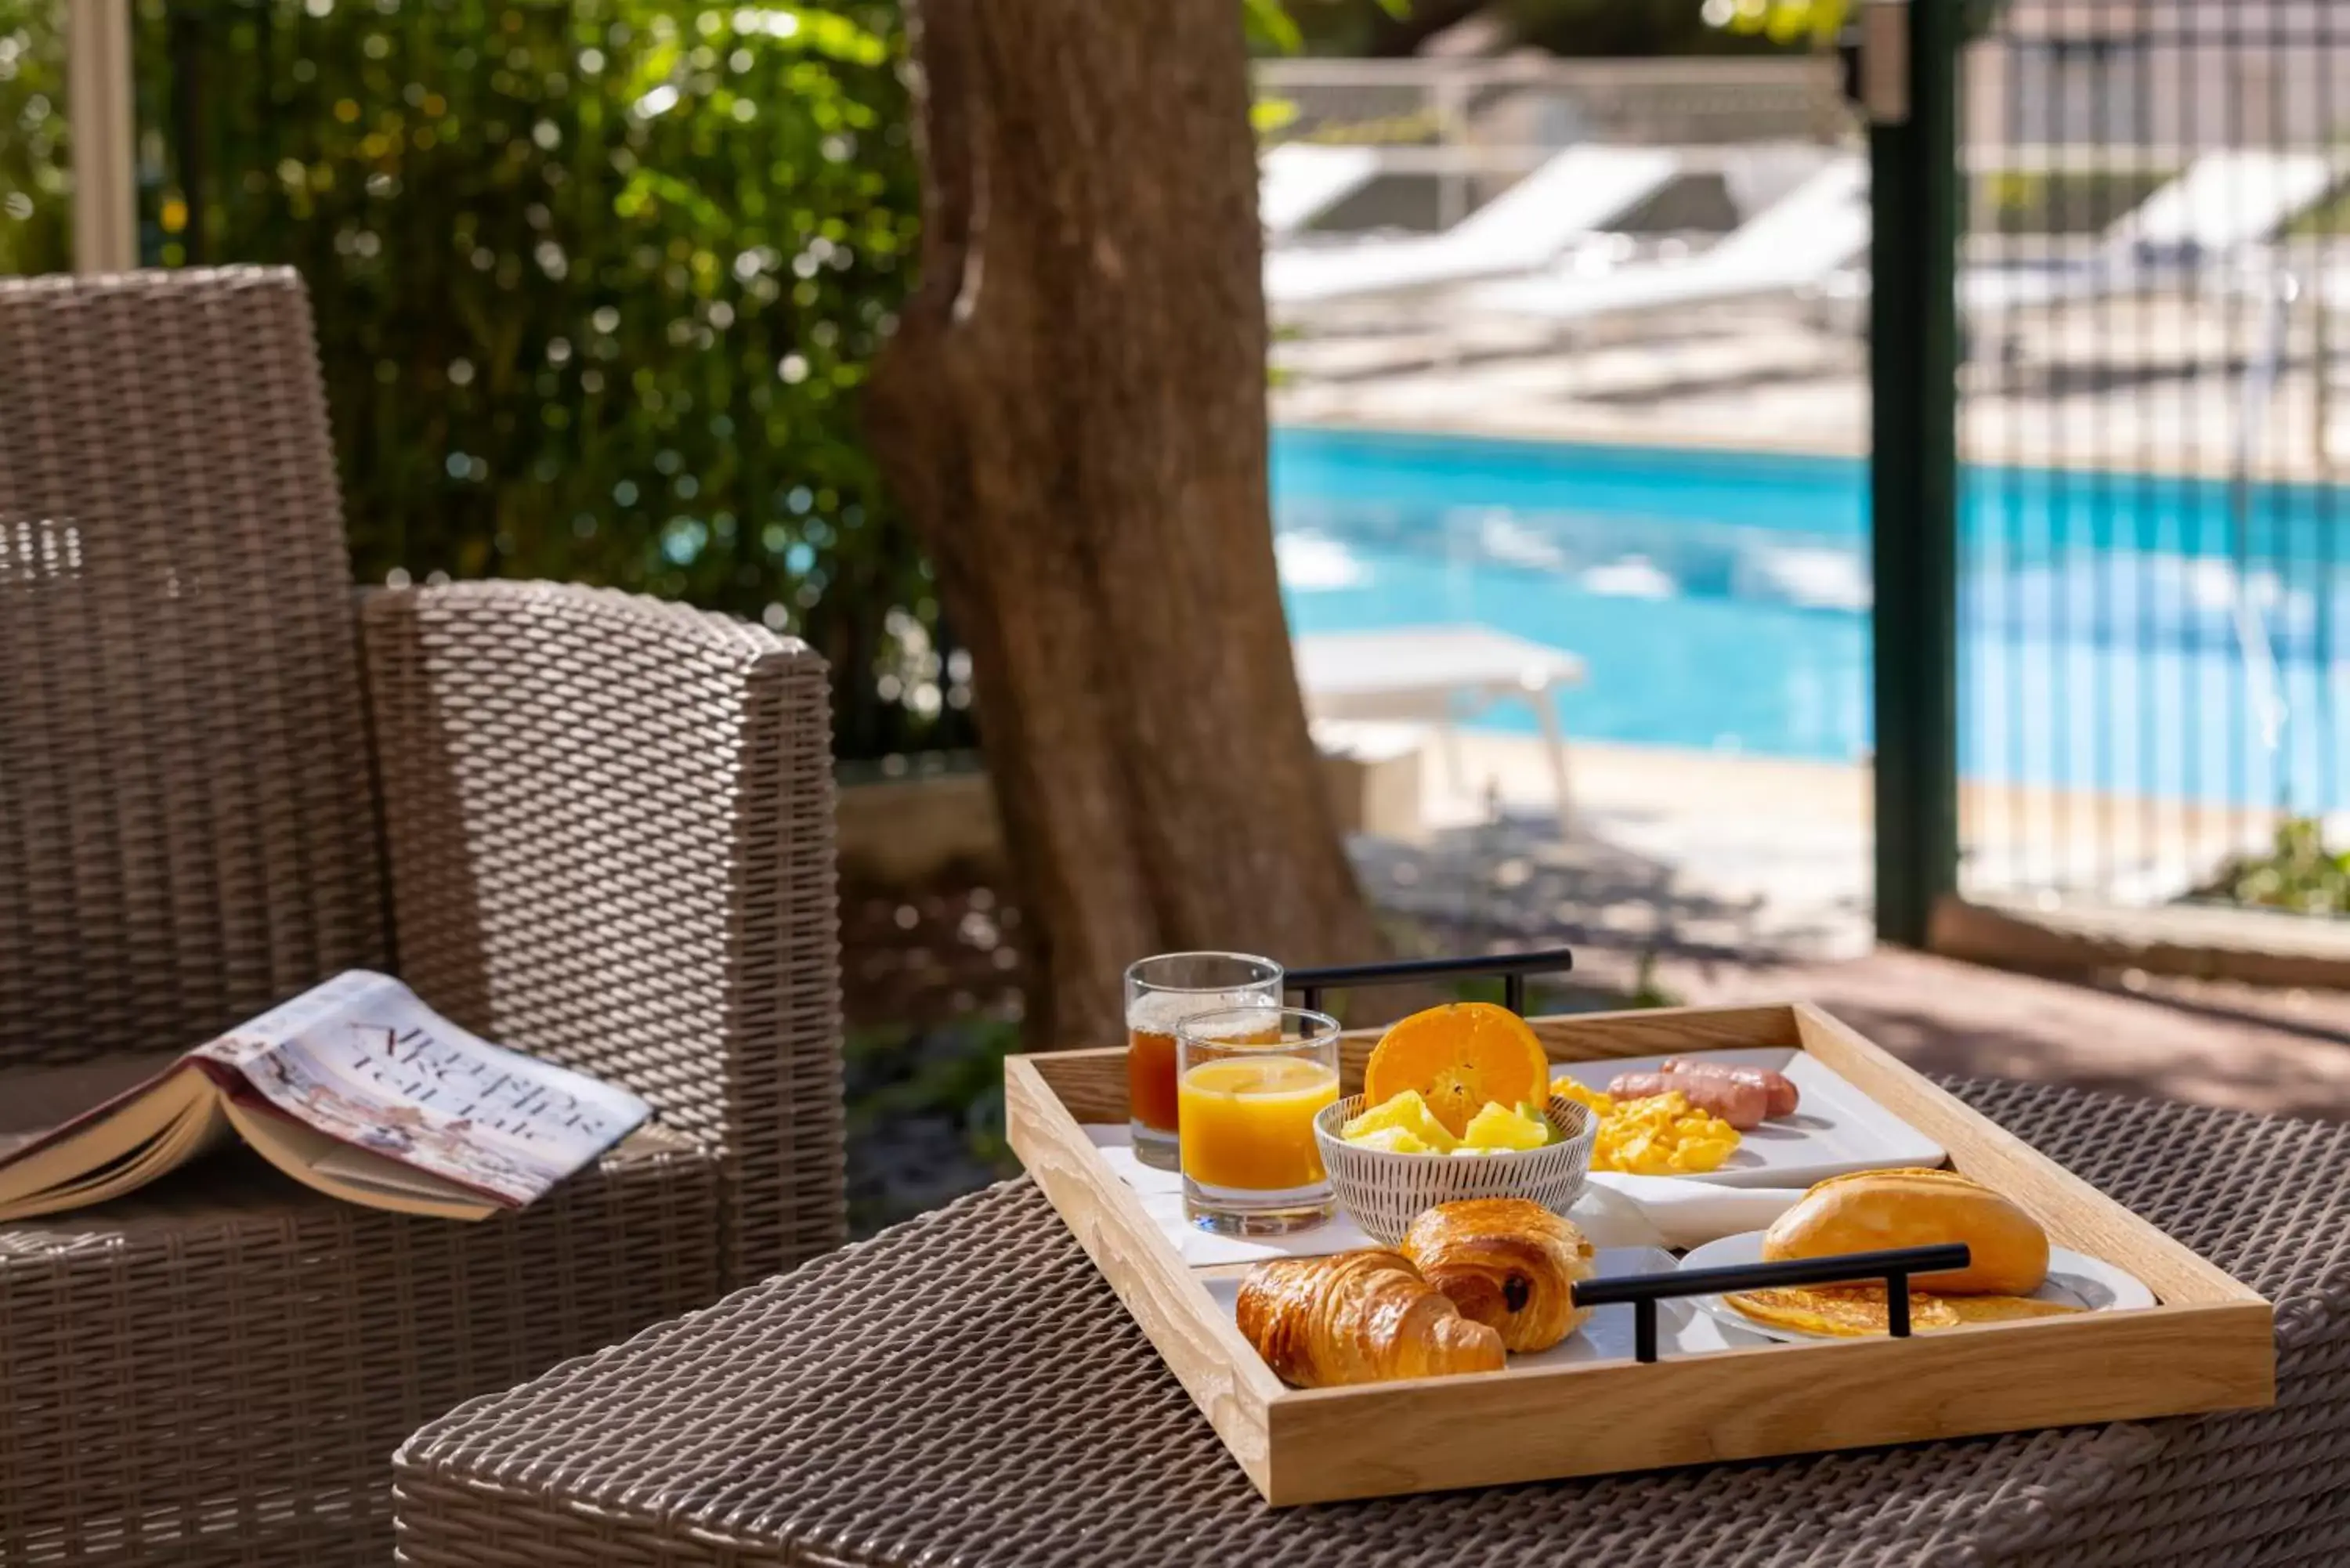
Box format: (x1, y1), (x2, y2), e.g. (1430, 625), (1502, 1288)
(1869, 0), (1961, 947)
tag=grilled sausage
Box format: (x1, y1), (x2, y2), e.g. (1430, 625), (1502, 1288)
(1606, 1067), (1769, 1129)
(1661, 1058), (1800, 1119)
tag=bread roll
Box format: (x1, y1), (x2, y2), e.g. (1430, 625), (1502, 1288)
(1761, 1168), (2048, 1295)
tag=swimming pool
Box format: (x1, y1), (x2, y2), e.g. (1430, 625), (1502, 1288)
(1271, 425), (2350, 810)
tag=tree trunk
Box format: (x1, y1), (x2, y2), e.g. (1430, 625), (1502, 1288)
(867, 0), (1386, 1050)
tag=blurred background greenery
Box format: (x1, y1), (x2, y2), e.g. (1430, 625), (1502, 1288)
(0, 0), (966, 759)
(0, 0), (1832, 764)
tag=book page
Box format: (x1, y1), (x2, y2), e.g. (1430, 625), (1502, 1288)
(0, 1066), (227, 1221)
(208, 970), (651, 1209)
(218, 1097), (497, 1220)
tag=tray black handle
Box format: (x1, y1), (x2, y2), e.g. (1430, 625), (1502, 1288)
(1571, 1243), (1974, 1362)
(1282, 948), (1576, 1019)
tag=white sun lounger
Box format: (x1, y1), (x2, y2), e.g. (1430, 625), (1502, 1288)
(1964, 149), (2334, 314)
(1264, 145), (1681, 310)
(1260, 145), (1382, 238)
(1459, 150), (2330, 331)
(1456, 157), (1871, 322)
(1293, 626), (1585, 837)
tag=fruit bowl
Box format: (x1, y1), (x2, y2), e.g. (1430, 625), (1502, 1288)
(1315, 1094), (1596, 1247)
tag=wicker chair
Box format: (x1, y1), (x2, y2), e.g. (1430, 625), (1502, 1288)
(0, 267), (845, 1565)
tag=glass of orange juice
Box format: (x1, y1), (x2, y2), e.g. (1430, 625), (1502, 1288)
(1176, 1006), (1342, 1236)
(1123, 953), (1282, 1172)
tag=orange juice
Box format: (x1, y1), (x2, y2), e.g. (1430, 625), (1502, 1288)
(1177, 1057), (1340, 1191)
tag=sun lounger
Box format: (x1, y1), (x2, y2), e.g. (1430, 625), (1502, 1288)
(1455, 157), (1870, 323)
(1965, 149), (2334, 314)
(1292, 626), (1585, 837)
(1260, 144), (1382, 238)
(1459, 150), (2330, 331)
(1264, 146), (1681, 310)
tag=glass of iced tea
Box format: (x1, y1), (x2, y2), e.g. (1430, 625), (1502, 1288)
(1176, 1006), (1342, 1236)
(1123, 952), (1282, 1172)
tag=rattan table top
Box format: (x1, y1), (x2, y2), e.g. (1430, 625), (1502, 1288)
(394, 1078), (2350, 1568)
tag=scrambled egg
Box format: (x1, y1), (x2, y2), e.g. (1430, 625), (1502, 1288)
(1552, 1078), (1741, 1176)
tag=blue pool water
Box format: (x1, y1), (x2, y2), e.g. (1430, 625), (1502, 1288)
(1271, 425), (2350, 810)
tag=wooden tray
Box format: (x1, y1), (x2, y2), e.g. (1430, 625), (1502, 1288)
(1004, 1001), (2276, 1505)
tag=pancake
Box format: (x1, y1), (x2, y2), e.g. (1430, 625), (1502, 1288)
(1940, 1295), (2085, 1324)
(1723, 1282), (2081, 1338)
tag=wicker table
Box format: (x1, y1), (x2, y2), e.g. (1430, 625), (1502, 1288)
(394, 1079), (2350, 1567)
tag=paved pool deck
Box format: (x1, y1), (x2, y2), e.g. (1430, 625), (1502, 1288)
(1388, 729), (2281, 958)
(1613, 943), (2350, 1122)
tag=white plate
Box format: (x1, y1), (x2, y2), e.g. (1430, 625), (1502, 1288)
(1676, 1229), (2157, 1344)
(1202, 1247), (1778, 1372)
(1549, 1047), (1947, 1188)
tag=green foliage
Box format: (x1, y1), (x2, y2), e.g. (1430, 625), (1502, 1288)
(0, 5), (70, 274)
(2196, 818), (2350, 918)
(1707, 0), (2005, 49)
(1, 0), (965, 757)
(843, 1016), (1023, 1234)
(1243, 0), (1306, 55)
(1703, 0), (1849, 47)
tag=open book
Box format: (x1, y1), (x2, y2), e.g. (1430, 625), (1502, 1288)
(0, 971), (651, 1222)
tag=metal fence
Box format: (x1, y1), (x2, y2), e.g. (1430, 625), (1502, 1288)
(1253, 56), (1847, 228)
(1952, 0), (2350, 909)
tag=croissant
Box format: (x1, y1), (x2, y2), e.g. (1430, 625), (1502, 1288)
(1400, 1198), (1596, 1353)
(1236, 1251), (1506, 1388)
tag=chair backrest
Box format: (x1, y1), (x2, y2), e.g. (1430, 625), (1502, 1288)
(0, 268), (385, 1068)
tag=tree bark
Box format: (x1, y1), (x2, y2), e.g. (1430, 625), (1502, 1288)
(867, 0), (1386, 1050)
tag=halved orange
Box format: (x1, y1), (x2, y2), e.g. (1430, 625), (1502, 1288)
(1361, 1002), (1552, 1137)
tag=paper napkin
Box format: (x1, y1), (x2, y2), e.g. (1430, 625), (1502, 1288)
(1084, 1124), (1805, 1264)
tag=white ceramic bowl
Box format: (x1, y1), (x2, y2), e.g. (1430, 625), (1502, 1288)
(1314, 1094), (1596, 1247)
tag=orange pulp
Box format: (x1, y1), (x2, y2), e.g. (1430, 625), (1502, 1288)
(1360, 1001), (1551, 1137)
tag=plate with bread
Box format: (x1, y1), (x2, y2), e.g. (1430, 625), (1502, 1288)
(1209, 1198), (1774, 1387)
(1679, 1168), (2155, 1344)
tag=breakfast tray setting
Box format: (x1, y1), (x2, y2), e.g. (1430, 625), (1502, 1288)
(1003, 953), (2276, 1507)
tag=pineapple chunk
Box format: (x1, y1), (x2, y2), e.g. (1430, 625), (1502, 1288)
(1459, 1100), (1549, 1152)
(1347, 1125), (1434, 1155)
(1341, 1089), (1459, 1153)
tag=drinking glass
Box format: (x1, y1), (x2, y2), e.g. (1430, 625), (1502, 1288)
(1177, 1006), (1342, 1237)
(1124, 952), (1283, 1172)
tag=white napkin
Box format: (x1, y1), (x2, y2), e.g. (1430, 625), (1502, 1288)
(1571, 1172), (1806, 1251)
(1083, 1125), (1804, 1263)
(1085, 1135), (1373, 1265)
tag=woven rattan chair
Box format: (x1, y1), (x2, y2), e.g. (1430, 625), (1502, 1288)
(0, 266), (844, 1565)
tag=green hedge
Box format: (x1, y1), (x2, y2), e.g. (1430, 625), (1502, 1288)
(1, 0), (966, 757)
